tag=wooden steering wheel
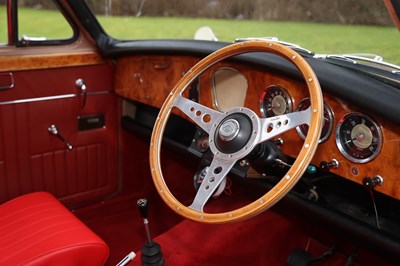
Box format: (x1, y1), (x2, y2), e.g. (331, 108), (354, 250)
(150, 40), (323, 224)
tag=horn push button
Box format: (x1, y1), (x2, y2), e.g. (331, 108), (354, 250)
(219, 119), (240, 142)
(215, 113), (252, 154)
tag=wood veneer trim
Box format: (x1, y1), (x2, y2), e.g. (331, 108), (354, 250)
(0, 52), (105, 71)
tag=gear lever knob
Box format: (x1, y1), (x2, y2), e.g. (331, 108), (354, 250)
(137, 198), (149, 219)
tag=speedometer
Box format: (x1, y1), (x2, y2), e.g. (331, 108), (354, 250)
(335, 112), (383, 163)
(260, 85), (293, 118)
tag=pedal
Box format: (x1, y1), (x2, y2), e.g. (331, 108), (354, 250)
(287, 248), (313, 266)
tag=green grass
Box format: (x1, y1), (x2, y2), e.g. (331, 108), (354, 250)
(1, 6), (399, 64)
(0, 6), (73, 41)
(100, 16), (400, 64)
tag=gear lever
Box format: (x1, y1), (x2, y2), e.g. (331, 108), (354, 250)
(137, 198), (164, 266)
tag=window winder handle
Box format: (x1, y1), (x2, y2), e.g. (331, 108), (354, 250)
(48, 124), (73, 150)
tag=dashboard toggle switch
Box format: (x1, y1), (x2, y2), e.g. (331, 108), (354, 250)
(363, 175), (384, 189)
(319, 159), (339, 172)
(273, 138), (283, 146)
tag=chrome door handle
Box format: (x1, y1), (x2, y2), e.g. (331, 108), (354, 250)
(48, 124), (73, 150)
(75, 78), (87, 108)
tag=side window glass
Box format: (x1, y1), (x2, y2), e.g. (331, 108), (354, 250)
(17, 0), (75, 45)
(0, 1), (6, 44)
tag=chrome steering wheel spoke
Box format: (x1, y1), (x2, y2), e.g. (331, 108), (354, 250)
(173, 95), (223, 134)
(189, 157), (236, 212)
(258, 107), (311, 144)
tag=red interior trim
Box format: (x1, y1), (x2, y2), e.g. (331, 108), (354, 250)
(384, 0), (400, 31)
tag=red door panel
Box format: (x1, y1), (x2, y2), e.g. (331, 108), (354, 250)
(0, 64), (119, 207)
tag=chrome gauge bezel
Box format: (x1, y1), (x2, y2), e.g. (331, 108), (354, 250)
(259, 85), (293, 118)
(296, 98), (334, 143)
(335, 112), (383, 164)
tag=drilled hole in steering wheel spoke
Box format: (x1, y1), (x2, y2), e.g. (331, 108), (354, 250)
(203, 114), (211, 123)
(267, 123), (274, 133)
(213, 166), (223, 174)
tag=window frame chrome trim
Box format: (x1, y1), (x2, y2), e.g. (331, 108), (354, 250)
(0, 91), (111, 106)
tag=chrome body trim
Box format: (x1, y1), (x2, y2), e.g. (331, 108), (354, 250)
(0, 91), (111, 105)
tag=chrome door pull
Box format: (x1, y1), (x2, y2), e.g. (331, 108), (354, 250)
(48, 124), (73, 150)
(75, 78), (87, 108)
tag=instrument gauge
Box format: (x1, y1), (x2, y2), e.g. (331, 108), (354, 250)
(260, 85), (293, 117)
(335, 112), (383, 163)
(296, 98), (334, 143)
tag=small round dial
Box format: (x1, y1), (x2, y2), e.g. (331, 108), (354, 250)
(260, 85), (293, 117)
(335, 112), (383, 163)
(296, 98), (334, 143)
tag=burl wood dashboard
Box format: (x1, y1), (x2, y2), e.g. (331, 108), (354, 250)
(115, 55), (400, 200)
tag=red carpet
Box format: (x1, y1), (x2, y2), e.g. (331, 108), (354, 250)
(132, 210), (309, 266)
(75, 189), (396, 266)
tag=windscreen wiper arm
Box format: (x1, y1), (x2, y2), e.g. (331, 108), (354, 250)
(314, 53), (400, 88)
(235, 37), (314, 56)
(315, 53), (400, 74)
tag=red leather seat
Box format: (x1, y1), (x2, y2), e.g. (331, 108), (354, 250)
(0, 192), (109, 265)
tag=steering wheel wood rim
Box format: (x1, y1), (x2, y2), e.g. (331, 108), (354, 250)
(150, 40), (323, 224)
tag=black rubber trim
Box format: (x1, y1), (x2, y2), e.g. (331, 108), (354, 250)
(65, 0), (114, 57)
